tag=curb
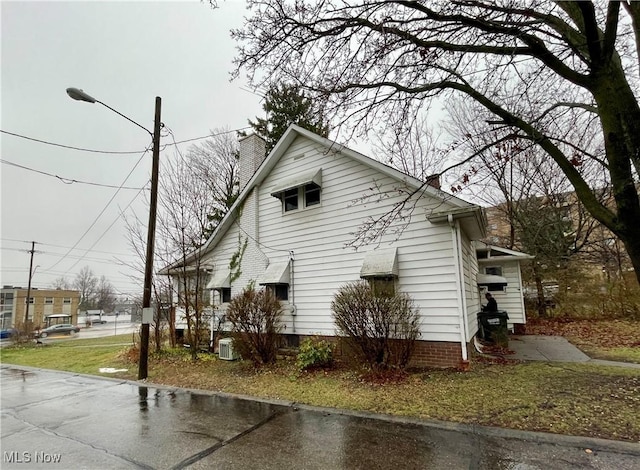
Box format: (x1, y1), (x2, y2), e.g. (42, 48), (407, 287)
(3, 363), (639, 455)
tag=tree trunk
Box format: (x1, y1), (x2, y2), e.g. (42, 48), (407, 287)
(534, 270), (547, 318)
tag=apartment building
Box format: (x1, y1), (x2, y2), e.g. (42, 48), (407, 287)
(0, 286), (80, 328)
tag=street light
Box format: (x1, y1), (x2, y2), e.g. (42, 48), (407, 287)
(66, 87), (161, 380)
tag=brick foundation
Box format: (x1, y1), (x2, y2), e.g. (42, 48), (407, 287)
(408, 340), (467, 368)
(286, 334), (466, 369)
(216, 333), (468, 369)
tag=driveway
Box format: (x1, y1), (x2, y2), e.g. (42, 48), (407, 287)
(1, 365), (638, 469)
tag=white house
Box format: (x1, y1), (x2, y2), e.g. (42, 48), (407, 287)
(163, 125), (514, 368)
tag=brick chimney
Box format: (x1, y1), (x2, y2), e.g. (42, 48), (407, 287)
(239, 133), (267, 191)
(426, 174), (441, 190)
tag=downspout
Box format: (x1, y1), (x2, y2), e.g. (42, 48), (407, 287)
(289, 250), (296, 333)
(449, 215), (469, 363)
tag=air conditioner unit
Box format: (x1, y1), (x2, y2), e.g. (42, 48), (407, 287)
(218, 338), (238, 361)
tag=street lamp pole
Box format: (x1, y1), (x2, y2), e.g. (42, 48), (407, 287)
(66, 88), (160, 380)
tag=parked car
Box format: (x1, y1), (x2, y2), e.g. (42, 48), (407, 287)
(37, 324), (80, 338)
(0, 328), (17, 339)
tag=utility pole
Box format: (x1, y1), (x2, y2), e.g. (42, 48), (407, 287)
(65, 87), (160, 380)
(138, 96), (161, 380)
(24, 241), (36, 324)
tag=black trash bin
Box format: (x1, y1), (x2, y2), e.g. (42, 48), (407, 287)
(477, 311), (509, 346)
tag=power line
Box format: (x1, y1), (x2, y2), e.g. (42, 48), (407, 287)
(0, 126), (251, 155)
(0, 129), (148, 155)
(61, 186), (147, 274)
(42, 147), (151, 273)
(169, 127), (251, 146)
(0, 158), (147, 190)
(0, 239), (137, 258)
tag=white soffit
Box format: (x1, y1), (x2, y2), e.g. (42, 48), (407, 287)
(477, 274), (508, 286)
(206, 270), (231, 289)
(360, 248), (399, 278)
(259, 260), (290, 285)
(270, 168), (322, 197)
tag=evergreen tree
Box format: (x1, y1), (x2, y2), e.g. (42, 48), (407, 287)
(249, 83), (329, 153)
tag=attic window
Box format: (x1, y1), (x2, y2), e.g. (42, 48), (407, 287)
(284, 188), (298, 212)
(304, 183), (321, 207)
(271, 168), (322, 212)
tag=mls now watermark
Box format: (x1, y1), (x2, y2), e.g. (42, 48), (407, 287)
(4, 451), (62, 464)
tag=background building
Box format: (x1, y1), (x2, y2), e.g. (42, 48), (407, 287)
(0, 286), (80, 328)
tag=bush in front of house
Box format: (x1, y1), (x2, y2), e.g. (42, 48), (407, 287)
(226, 286), (283, 364)
(331, 280), (420, 369)
(296, 337), (334, 371)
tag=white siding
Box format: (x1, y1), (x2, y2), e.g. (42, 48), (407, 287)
(205, 135), (470, 342)
(460, 231), (481, 340)
(479, 260), (526, 328)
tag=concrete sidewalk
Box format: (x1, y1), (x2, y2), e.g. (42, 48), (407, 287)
(508, 335), (640, 369)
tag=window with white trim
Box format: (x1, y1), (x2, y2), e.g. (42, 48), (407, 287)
(304, 183), (321, 207)
(63, 297), (72, 304)
(271, 168), (322, 213)
(283, 188), (299, 212)
(45, 297), (54, 304)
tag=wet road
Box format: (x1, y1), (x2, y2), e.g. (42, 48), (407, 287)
(1, 366), (638, 470)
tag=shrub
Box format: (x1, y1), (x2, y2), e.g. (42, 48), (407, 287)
(226, 286), (283, 364)
(331, 280), (420, 369)
(296, 337), (334, 371)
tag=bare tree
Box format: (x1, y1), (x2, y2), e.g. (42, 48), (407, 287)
(232, 1), (640, 285)
(95, 275), (117, 313)
(371, 115), (442, 181)
(51, 276), (72, 290)
(157, 149), (218, 360)
(123, 130), (238, 356)
(73, 266), (98, 311)
(187, 128), (240, 234)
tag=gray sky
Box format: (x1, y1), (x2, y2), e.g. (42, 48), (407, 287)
(1, 1), (264, 297)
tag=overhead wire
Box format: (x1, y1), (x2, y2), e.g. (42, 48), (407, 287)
(0, 239), (137, 258)
(0, 158), (147, 190)
(0, 129), (149, 154)
(61, 184), (148, 275)
(0, 127), (251, 155)
(42, 145), (152, 274)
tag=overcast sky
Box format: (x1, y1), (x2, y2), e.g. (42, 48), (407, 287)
(1, 1), (265, 297)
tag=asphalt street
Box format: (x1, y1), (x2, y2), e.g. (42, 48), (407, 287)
(1, 365), (639, 470)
